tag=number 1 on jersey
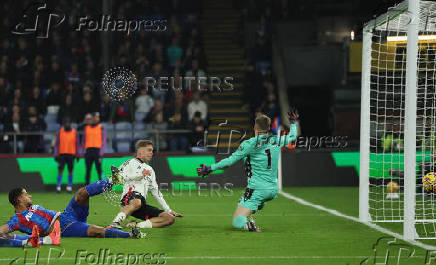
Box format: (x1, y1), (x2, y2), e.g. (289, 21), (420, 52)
(265, 149), (271, 169)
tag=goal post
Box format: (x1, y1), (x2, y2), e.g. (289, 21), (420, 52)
(404, 0), (419, 241)
(359, 28), (372, 223)
(360, 0), (436, 240)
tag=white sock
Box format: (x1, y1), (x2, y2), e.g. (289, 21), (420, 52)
(42, 236), (52, 245)
(136, 220), (152, 229)
(113, 212), (126, 224)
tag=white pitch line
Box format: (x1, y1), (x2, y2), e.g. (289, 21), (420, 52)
(0, 255), (425, 261)
(0, 213), (334, 218)
(279, 191), (436, 251)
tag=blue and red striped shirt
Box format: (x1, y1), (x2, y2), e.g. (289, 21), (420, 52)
(6, 205), (60, 235)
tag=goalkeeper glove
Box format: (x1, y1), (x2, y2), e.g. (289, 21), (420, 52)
(197, 164), (212, 177)
(288, 107), (299, 124)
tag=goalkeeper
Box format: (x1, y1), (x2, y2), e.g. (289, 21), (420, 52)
(197, 110), (298, 231)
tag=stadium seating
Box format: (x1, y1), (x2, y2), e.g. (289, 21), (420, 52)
(43, 133), (55, 153)
(46, 123), (60, 132)
(114, 122), (133, 153)
(133, 123), (149, 141)
(135, 112), (147, 123)
(44, 114), (57, 125)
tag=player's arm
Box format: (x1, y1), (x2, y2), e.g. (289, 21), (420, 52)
(53, 133), (60, 157)
(0, 224), (10, 234)
(213, 140), (253, 171)
(197, 140), (253, 177)
(278, 108), (299, 147)
(80, 132), (86, 156)
(2, 215), (19, 234)
(75, 132), (80, 159)
(100, 129), (107, 157)
(149, 169), (183, 217)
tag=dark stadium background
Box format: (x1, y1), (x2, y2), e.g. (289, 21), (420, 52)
(2, 1), (434, 265)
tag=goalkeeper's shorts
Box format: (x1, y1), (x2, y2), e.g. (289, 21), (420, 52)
(121, 191), (163, 220)
(238, 188), (278, 212)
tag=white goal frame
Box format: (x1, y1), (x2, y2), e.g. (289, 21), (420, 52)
(359, 0), (422, 240)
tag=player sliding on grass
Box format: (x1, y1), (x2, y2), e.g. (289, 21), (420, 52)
(197, 110), (299, 232)
(108, 140), (182, 229)
(0, 176), (144, 242)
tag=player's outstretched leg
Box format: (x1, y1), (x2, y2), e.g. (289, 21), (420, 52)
(133, 212), (175, 229)
(232, 206), (260, 232)
(0, 225), (41, 248)
(74, 179), (113, 206)
(109, 198), (142, 229)
(56, 165), (64, 193)
(12, 221), (60, 246)
(61, 221), (145, 239)
(87, 225), (145, 239)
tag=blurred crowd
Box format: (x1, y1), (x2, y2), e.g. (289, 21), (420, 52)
(0, 0), (208, 153)
(237, 0), (280, 124)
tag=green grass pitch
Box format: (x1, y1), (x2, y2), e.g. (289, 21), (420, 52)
(0, 187), (435, 265)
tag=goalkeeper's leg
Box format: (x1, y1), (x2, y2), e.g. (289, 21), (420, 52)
(232, 206), (259, 232)
(232, 188), (272, 232)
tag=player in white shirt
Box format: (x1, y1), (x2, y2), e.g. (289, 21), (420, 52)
(108, 140), (182, 229)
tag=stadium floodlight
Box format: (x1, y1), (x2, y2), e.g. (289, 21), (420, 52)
(360, 0), (436, 240)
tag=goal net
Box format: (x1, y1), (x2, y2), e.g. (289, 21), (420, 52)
(360, 0), (436, 239)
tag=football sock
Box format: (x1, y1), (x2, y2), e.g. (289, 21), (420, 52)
(42, 236), (52, 245)
(85, 179), (112, 196)
(0, 238), (27, 247)
(68, 174), (73, 187)
(104, 228), (130, 238)
(13, 234), (51, 245)
(56, 174), (62, 189)
(232, 216), (248, 230)
(13, 234), (30, 240)
(136, 220), (152, 229)
(112, 212), (126, 224)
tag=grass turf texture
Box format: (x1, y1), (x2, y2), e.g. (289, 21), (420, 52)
(0, 187), (435, 265)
